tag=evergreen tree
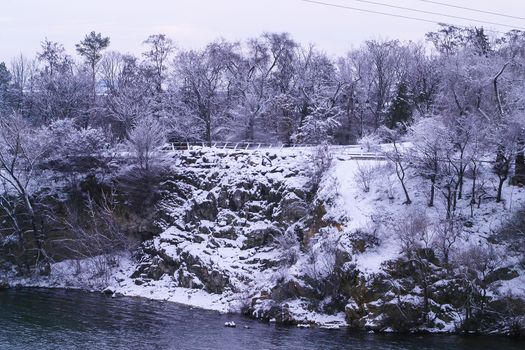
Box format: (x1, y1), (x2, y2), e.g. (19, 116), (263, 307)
(469, 27), (491, 56)
(387, 81), (412, 129)
(0, 62), (12, 115)
(76, 31), (110, 103)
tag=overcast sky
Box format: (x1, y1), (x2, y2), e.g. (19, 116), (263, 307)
(1, 0), (525, 62)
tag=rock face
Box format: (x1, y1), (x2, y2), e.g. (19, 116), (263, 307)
(242, 222), (281, 250)
(278, 193), (309, 223)
(131, 149), (313, 297)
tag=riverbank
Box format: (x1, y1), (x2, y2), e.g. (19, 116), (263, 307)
(3, 253), (348, 328)
(4, 288), (525, 350)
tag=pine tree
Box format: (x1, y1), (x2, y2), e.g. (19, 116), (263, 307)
(0, 62), (12, 115)
(469, 27), (491, 56)
(387, 81), (412, 129)
(76, 31), (110, 103)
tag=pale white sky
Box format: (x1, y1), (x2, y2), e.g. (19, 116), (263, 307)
(1, 0), (525, 62)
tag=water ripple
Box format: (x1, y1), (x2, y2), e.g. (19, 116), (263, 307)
(0, 289), (522, 350)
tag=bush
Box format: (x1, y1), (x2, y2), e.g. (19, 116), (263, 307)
(273, 228), (301, 266)
(358, 133), (381, 152)
(310, 143), (333, 188)
(127, 116), (167, 171)
(354, 161), (378, 193)
(59, 189), (139, 260)
(392, 207), (432, 257)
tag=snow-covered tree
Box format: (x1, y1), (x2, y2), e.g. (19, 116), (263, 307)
(174, 40), (238, 143)
(127, 116), (166, 171)
(0, 114), (52, 271)
(101, 53), (154, 137)
(386, 81), (412, 129)
(76, 31), (110, 126)
(0, 62), (12, 116)
(411, 116), (448, 207)
(379, 126), (412, 204)
(142, 34), (174, 93)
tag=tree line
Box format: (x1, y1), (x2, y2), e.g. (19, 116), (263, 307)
(0, 26), (522, 146)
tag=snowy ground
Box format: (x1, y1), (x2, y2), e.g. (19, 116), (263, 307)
(331, 153), (525, 288)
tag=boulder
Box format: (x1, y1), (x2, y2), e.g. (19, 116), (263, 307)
(230, 188), (250, 210)
(345, 301), (367, 328)
(189, 192), (218, 221)
(212, 225), (238, 240)
(131, 255), (176, 280)
(175, 265), (205, 290)
(0, 279), (9, 290)
(216, 210), (239, 226)
(270, 280), (317, 302)
(278, 192), (308, 223)
(102, 287), (114, 296)
(245, 297), (295, 324)
(182, 252), (230, 293)
(379, 301), (426, 332)
(242, 222), (282, 249)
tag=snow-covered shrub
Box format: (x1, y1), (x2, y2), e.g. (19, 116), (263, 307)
(453, 243), (502, 329)
(302, 229), (349, 299)
(354, 161), (378, 193)
(270, 266), (293, 285)
(392, 206), (432, 256)
(45, 119), (110, 156)
(273, 229), (301, 266)
(60, 190), (138, 263)
(378, 163), (396, 200)
(233, 283), (255, 314)
(127, 116), (167, 170)
(38, 118), (111, 172)
(432, 217), (464, 265)
(62, 127), (109, 156)
(358, 133), (381, 152)
(310, 143), (333, 188)
(294, 106), (341, 144)
(304, 233), (337, 280)
(350, 227), (380, 253)
(492, 206), (525, 259)
(494, 295), (525, 337)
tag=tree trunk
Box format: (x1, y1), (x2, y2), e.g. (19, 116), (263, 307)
(205, 117), (212, 146)
(453, 187), (458, 212)
(496, 175), (506, 203)
(246, 114), (255, 142)
(458, 173), (464, 200)
(513, 141), (525, 185)
(396, 162), (411, 204)
(471, 163), (477, 205)
(400, 178), (411, 204)
(428, 179), (435, 207)
(445, 187), (452, 220)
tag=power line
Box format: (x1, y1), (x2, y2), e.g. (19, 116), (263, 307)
(298, 0), (507, 35)
(347, 0), (525, 31)
(419, 0), (525, 21)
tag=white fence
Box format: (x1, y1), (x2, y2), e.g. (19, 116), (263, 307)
(164, 142), (387, 160)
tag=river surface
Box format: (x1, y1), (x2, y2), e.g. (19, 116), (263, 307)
(0, 288), (523, 350)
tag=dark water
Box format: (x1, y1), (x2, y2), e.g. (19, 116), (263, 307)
(0, 289), (523, 350)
